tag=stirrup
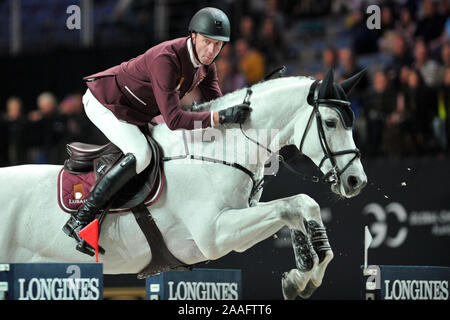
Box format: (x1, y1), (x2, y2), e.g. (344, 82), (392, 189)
(75, 240), (105, 256)
(62, 215), (81, 238)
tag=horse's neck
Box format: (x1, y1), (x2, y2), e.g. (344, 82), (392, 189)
(153, 77), (314, 175)
(209, 77), (314, 154)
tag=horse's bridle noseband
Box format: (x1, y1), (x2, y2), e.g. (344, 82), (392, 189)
(298, 81), (361, 185)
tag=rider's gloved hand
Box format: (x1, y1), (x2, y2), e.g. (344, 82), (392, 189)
(218, 104), (252, 124)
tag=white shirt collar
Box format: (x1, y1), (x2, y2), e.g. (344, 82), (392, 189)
(187, 37), (201, 69)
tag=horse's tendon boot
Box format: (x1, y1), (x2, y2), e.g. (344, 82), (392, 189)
(290, 221), (318, 272)
(307, 220), (331, 263)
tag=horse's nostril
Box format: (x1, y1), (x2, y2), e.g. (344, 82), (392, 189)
(347, 175), (359, 188)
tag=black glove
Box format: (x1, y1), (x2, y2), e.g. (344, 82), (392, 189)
(218, 104), (252, 124)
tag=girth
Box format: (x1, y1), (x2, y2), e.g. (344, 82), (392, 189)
(131, 204), (192, 279)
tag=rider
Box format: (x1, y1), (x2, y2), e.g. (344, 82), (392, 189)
(62, 7), (252, 255)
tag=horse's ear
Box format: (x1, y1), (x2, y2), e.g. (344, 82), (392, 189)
(340, 69), (366, 97)
(319, 68), (334, 99)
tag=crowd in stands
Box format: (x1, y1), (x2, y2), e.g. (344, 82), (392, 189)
(0, 92), (107, 166)
(1, 0), (450, 167)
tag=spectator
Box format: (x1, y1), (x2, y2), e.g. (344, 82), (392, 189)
(435, 67), (450, 153)
(216, 56), (248, 94)
(239, 16), (258, 48)
(437, 41), (450, 85)
(55, 94), (93, 163)
(58, 94), (89, 142)
(337, 47), (369, 91)
(400, 69), (438, 154)
(380, 4), (396, 33)
(2, 97), (26, 165)
(235, 38), (266, 84)
(264, 0), (285, 32)
(413, 39), (440, 87)
(395, 5), (417, 45)
(414, 0), (447, 46)
(27, 92), (60, 164)
(256, 16), (286, 71)
(377, 4), (400, 54)
(399, 65), (412, 91)
(337, 47), (369, 115)
(315, 46), (339, 80)
(365, 70), (398, 156)
(112, 0), (153, 37)
(386, 33), (414, 87)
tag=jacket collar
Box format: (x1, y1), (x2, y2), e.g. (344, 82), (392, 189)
(187, 37), (201, 69)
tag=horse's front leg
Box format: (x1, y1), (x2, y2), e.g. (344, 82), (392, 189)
(191, 194), (313, 262)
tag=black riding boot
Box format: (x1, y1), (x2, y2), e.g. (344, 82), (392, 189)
(62, 153), (137, 256)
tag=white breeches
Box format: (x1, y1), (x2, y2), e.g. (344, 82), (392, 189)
(83, 89), (152, 174)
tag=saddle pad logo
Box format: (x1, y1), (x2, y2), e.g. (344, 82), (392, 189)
(73, 184), (84, 200)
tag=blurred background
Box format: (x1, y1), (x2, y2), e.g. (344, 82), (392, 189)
(1, 0), (449, 300)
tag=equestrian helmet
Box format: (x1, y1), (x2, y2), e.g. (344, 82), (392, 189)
(188, 7), (230, 42)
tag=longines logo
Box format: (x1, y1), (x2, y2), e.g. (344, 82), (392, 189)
(168, 281), (238, 300)
(18, 277), (100, 300)
(384, 279), (448, 300)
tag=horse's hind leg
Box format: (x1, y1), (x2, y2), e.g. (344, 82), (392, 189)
(281, 220), (319, 300)
(281, 221), (319, 300)
(282, 195), (333, 299)
(297, 204), (334, 299)
(308, 220), (334, 287)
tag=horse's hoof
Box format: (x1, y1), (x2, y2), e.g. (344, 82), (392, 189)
(281, 272), (299, 300)
(299, 281), (318, 299)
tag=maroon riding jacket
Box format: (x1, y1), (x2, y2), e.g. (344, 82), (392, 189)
(83, 37), (222, 129)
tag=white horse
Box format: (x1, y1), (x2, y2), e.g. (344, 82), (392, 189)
(0, 68), (367, 299)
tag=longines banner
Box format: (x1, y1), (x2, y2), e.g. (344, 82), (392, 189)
(361, 265), (450, 300)
(145, 269), (242, 300)
(0, 263), (103, 300)
(202, 157), (450, 299)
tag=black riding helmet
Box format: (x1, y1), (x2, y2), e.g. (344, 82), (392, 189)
(189, 7), (230, 42)
(188, 7), (230, 65)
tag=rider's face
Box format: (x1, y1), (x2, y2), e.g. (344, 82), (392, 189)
(192, 33), (224, 65)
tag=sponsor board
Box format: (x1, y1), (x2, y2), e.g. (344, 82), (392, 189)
(0, 263), (103, 300)
(145, 268), (241, 300)
(361, 265), (450, 300)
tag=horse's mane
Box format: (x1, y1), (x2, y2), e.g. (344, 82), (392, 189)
(204, 76), (315, 112)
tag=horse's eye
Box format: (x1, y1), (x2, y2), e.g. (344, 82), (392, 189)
(325, 120), (337, 128)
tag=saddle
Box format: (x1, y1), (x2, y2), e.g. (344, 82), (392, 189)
(63, 133), (161, 210)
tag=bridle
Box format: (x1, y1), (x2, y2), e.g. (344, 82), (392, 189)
(297, 80), (361, 185)
(240, 79), (361, 191)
